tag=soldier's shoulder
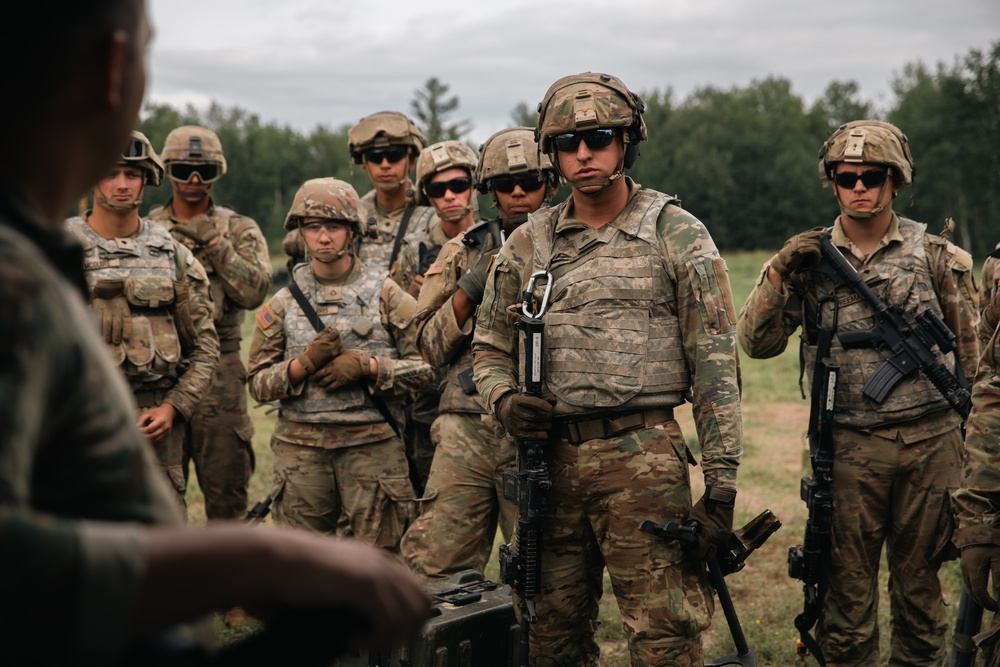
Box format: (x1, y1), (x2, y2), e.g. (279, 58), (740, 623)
(147, 203), (169, 220)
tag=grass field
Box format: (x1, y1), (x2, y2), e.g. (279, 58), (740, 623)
(189, 249), (971, 666)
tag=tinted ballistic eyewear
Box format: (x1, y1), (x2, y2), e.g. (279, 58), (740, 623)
(552, 128), (617, 152)
(364, 146), (409, 164)
(123, 137), (150, 160)
(425, 176), (473, 199)
(300, 220), (348, 236)
(834, 170), (889, 190)
(166, 162), (223, 184)
(491, 174), (546, 194)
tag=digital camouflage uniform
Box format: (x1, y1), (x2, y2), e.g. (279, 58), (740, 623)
(473, 178), (744, 666)
(0, 182), (204, 664)
(357, 184), (438, 297)
(738, 215), (978, 666)
(247, 260), (432, 550)
(64, 216), (220, 508)
(149, 199), (270, 520)
(399, 228), (518, 581)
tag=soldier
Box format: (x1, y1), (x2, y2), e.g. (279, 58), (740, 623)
(247, 178), (432, 550)
(402, 139), (482, 489)
(348, 110), (437, 295)
(149, 125), (271, 522)
(401, 127), (559, 581)
(64, 130), (220, 509)
(0, 1), (431, 661)
(738, 120), (978, 665)
(472, 72), (743, 666)
(980, 243), (1000, 316)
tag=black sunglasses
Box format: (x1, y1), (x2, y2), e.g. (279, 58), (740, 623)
(425, 176), (473, 199)
(166, 162), (222, 184)
(363, 146), (409, 164)
(552, 128), (617, 152)
(491, 174), (546, 194)
(834, 169), (889, 190)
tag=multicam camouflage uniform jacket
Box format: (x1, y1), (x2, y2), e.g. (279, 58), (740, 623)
(415, 228), (487, 414)
(738, 214), (978, 439)
(149, 198), (271, 352)
(248, 261), (432, 448)
(472, 180), (743, 489)
(357, 184), (437, 296)
(64, 216), (219, 421)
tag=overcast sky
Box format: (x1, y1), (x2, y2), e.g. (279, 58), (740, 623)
(147, 0), (999, 146)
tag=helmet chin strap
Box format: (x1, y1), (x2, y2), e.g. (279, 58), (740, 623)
(375, 178), (406, 194)
(94, 183), (143, 212)
(837, 177), (892, 221)
(438, 204), (472, 224)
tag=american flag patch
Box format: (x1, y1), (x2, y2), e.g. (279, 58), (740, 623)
(425, 259), (446, 276)
(256, 304), (276, 330)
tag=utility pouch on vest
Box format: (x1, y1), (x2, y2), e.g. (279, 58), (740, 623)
(172, 280), (199, 352)
(457, 367), (477, 395)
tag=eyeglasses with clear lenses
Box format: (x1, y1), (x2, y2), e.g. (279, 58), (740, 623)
(833, 170), (889, 190)
(363, 146), (409, 164)
(552, 128), (617, 152)
(300, 220), (349, 236)
(425, 176), (473, 199)
(490, 174), (546, 194)
(166, 162), (223, 184)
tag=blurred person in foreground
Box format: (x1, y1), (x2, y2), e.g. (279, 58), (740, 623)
(0, 1), (430, 663)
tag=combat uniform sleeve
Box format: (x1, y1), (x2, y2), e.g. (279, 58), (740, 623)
(661, 206), (742, 489)
(415, 238), (471, 369)
(163, 246), (219, 420)
(472, 230), (528, 415)
(979, 245), (1000, 314)
(200, 214), (272, 309)
(925, 235), (979, 381)
(247, 293), (297, 402)
(736, 262), (803, 359)
(391, 236), (421, 297)
(954, 325), (1000, 537)
(0, 225), (183, 663)
(374, 277), (433, 395)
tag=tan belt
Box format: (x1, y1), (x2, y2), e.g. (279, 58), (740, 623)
(133, 389), (168, 410)
(553, 408), (674, 444)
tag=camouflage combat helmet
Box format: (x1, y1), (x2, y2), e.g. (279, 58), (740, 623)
(818, 120), (915, 187)
(122, 130), (165, 186)
(475, 126), (555, 193)
(284, 177), (363, 233)
(415, 140), (479, 205)
(160, 125), (228, 181)
(536, 72), (647, 169)
(348, 111), (426, 164)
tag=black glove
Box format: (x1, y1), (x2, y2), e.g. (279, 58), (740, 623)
(769, 228), (825, 279)
(495, 391), (555, 441)
(456, 251), (496, 306)
(686, 486), (736, 561)
(961, 544), (1000, 611)
(91, 278), (132, 344)
(296, 326), (343, 375)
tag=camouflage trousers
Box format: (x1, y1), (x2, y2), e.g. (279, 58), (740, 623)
(816, 425), (963, 667)
(271, 435), (416, 552)
(525, 420), (712, 667)
(400, 411), (517, 581)
(183, 350), (254, 521)
(405, 387), (441, 493)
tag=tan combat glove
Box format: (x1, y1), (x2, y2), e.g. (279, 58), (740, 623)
(296, 326), (344, 375)
(172, 214), (221, 246)
(91, 278), (132, 344)
(314, 350), (372, 392)
(769, 228), (826, 279)
(495, 391), (555, 441)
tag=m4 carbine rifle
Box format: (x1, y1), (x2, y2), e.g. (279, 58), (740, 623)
(499, 270), (552, 667)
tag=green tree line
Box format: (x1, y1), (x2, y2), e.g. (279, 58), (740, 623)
(136, 42), (999, 259)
